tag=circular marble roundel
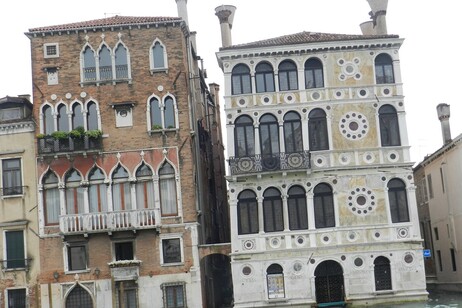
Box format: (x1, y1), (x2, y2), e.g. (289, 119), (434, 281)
(339, 111), (369, 140)
(347, 186), (376, 216)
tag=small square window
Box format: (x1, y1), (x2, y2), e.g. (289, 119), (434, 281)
(44, 43), (59, 58)
(7, 288), (26, 308)
(162, 238), (182, 264)
(115, 241), (134, 261)
(67, 244), (87, 271)
(162, 283), (186, 308)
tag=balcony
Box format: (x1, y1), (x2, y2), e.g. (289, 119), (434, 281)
(59, 209), (158, 235)
(228, 151), (311, 175)
(37, 135), (102, 155)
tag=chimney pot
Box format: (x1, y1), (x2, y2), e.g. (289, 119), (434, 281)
(437, 103), (452, 145)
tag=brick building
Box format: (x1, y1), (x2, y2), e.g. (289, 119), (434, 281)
(24, 1), (229, 307)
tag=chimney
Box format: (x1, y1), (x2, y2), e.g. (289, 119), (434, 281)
(437, 103), (452, 145)
(360, 0), (388, 35)
(215, 5), (236, 48)
(175, 0), (189, 26)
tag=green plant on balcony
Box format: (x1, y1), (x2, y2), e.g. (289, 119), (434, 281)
(36, 133), (46, 139)
(51, 131), (69, 140)
(69, 126), (85, 139)
(151, 124), (162, 130)
(85, 129), (103, 139)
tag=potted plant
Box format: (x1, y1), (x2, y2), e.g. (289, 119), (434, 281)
(51, 131), (69, 140)
(151, 124), (162, 130)
(85, 129), (103, 139)
(69, 126), (85, 139)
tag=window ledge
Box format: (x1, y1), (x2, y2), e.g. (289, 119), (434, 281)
(1, 194), (24, 199)
(148, 128), (178, 136)
(150, 68), (168, 75)
(266, 298), (287, 303)
(374, 290), (395, 296)
(2, 267), (27, 272)
(161, 262), (184, 267)
(65, 269), (91, 275)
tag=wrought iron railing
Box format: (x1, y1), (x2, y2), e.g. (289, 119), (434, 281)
(228, 151), (311, 175)
(37, 136), (102, 155)
(0, 186), (24, 196)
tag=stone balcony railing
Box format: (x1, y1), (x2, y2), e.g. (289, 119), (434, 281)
(37, 136), (102, 155)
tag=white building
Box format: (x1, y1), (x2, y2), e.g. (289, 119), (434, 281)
(216, 0), (427, 306)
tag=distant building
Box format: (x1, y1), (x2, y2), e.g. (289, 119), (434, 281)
(414, 103), (462, 292)
(0, 95), (39, 307)
(216, 0), (427, 306)
(24, 0), (230, 307)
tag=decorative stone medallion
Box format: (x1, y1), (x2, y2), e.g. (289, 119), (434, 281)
(339, 111), (369, 140)
(347, 186), (377, 216)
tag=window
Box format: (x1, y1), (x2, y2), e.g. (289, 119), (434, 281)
(440, 167), (445, 193)
(162, 283), (186, 308)
(313, 183), (335, 228)
(5, 230), (25, 269)
(150, 97), (162, 129)
(164, 96), (176, 129)
(66, 285), (93, 308)
(263, 188), (283, 232)
(162, 238), (182, 264)
(379, 105), (400, 146)
(2, 158), (22, 196)
(434, 227), (439, 240)
(87, 101), (99, 131)
(116, 281), (138, 308)
(65, 169), (84, 215)
(115, 43), (129, 79)
(57, 104), (69, 132)
(437, 250), (443, 271)
(278, 60), (298, 91)
(43, 171), (60, 225)
(259, 114), (280, 170)
(42, 105), (54, 135)
(231, 64), (252, 95)
(82, 43), (130, 83)
(266, 264), (285, 299)
(427, 174), (434, 199)
(255, 62), (275, 93)
(44, 43), (59, 58)
(89, 167), (108, 213)
(374, 256), (392, 290)
(305, 58), (324, 89)
(151, 40), (168, 70)
(388, 178), (409, 223)
(99, 45), (113, 80)
(71, 103), (84, 129)
(237, 190), (258, 235)
(112, 165), (132, 211)
(234, 115), (255, 158)
(308, 108), (329, 151)
(135, 164), (155, 210)
(283, 111), (303, 153)
(149, 95), (177, 130)
(67, 243), (87, 271)
(7, 289), (26, 308)
(115, 241), (134, 261)
(375, 53), (394, 84)
(0, 107), (22, 121)
(288, 185), (308, 230)
(451, 249), (457, 271)
(82, 46), (97, 81)
(159, 163), (178, 216)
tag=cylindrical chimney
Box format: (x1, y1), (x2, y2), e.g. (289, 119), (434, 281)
(437, 103), (452, 145)
(176, 0), (189, 26)
(215, 5), (236, 48)
(361, 0), (388, 35)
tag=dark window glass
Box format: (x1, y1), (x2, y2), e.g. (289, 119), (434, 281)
(283, 112), (303, 153)
(164, 96), (175, 128)
(379, 105), (400, 146)
(237, 190), (258, 235)
(150, 97), (162, 128)
(375, 53), (394, 84)
(43, 171), (60, 225)
(374, 256), (392, 290)
(278, 60), (298, 91)
(115, 44), (128, 79)
(115, 242), (134, 261)
(99, 45), (113, 80)
(159, 163), (177, 216)
(2, 158), (22, 195)
(308, 108), (329, 151)
(288, 186), (308, 230)
(162, 238), (181, 264)
(153, 41), (165, 69)
(65, 169), (84, 215)
(68, 245), (87, 271)
(57, 104), (69, 132)
(89, 167), (108, 213)
(6, 230), (25, 268)
(255, 62), (275, 93)
(305, 58), (324, 89)
(232, 64), (252, 95)
(87, 102), (98, 131)
(259, 114), (279, 156)
(234, 115), (255, 157)
(313, 183), (335, 228)
(451, 249), (457, 271)
(72, 104), (84, 129)
(66, 285), (93, 308)
(8, 289), (26, 308)
(263, 188), (283, 232)
(43, 105), (54, 135)
(437, 250), (443, 271)
(112, 165), (131, 211)
(388, 178), (409, 223)
(116, 281), (137, 308)
(135, 164), (154, 210)
(165, 285), (185, 308)
(83, 46), (96, 81)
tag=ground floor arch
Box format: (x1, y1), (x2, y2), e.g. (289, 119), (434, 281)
(314, 260), (345, 304)
(65, 284), (94, 308)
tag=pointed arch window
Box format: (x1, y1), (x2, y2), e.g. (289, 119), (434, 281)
(375, 53), (394, 84)
(266, 264), (285, 299)
(112, 165), (131, 211)
(83, 46), (96, 81)
(43, 105), (54, 135)
(305, 58), (324, 89)
(151, 40), (168, 71)
(89, 167), (107, 213)
(379, 105), (401, 146)
(278, 60), (298, 91)
(388, 178), (409, 223)
(232, 64), (252, 95)
(65, 169), (84, 215)
(255, 62), (275, 93)
(288, 185), (308, 230)
(150, 97), (162, 130)
(237, 190), (258, 235)
(159, 163), (177, 216)
(308, 108), (329, 151)
(66, 284), (93, 308)
(43, 171), (60, 225)
(283, 111), (303, 153)
(57, 104), (69, 132)
(98, 45), (113, 80)
(164, 96), (176, 129)
(259, 114), (280, 170)
(86, 101), (98, 131)
(234, 115), (255, 158)
(374, 256), (392, 290)
(263, 188), (283, 232)
(72, 103), (84, 129)
(135, 164), (154, 210)
(313, 183), (335, 228)
(115, 43), (128, 79)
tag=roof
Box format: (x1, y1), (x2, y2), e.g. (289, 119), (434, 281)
(27, 15), (183, 34)
(220, 31), (399, 50)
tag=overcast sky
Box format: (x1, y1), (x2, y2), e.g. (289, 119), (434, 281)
(1, 0), (459, 164)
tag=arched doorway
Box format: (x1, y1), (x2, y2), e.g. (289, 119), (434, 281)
(374, 256), (392, 291)
(314, 260), (344, 304)
(65, 284), (93, 308)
